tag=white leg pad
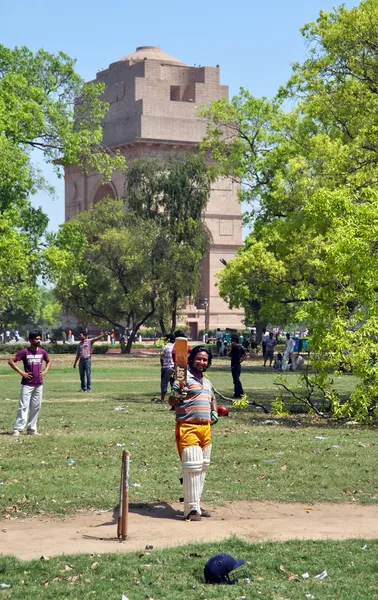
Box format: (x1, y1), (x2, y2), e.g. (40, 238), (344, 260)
(199, 444), (212, 512)
(182, 445), (203, 517)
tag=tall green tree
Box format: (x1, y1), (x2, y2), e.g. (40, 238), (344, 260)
(202, 0), (378, 419)
(0, 44), (125, 329)
(44, 198), (187, 352)
(125, 153), (211, 332)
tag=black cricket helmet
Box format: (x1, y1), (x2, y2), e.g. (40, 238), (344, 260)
(204, 552), (246, 584)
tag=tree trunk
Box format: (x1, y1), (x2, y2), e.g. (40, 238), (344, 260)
(125, 329), (136, 354)
(124, 298), (157, 353)
(159, 316), (167, 337)
(119, 326), (127, 353)
(256, 321), (267, 345)
(171, 291), (178, 332)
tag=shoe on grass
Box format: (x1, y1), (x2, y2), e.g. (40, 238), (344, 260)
(27, 430), (41, 436)
(12, 430), (20, 437)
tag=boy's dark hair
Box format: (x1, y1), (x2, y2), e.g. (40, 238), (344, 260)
(80, 330), (88, 337)
(230, 334), (239, 343)
(174, 329), (187, 338)
(29, 330), (42, 341)
(188, 345), (213, 370)
(166, 333), (175, 343)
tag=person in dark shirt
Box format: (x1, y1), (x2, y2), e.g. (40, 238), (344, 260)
(228, 334), (247, 398)
(8, 330), (51, 436)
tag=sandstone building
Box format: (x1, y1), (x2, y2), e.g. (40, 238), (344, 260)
(64, 46), (244, 338)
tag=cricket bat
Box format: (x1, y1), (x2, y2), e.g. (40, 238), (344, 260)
(174, 337), (188, 389)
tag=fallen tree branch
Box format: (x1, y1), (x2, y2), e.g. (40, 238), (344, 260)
(273, 382), (327, 418)
(212, 386), (270, 414)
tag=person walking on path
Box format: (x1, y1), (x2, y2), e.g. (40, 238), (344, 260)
(160, 333), (175, 403)
(228, 334), (247, 398)
(169, 346), (218, 521)
(264, 331), (277, 367)
(73, 330), (106, 392)
(8, 330), (51, 436)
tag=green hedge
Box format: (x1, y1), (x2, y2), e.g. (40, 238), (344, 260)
(0, 342), (162, 355)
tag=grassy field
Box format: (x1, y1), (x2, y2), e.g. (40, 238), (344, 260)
(1, 354), (378, 599)
(0, 354), (375, 519)
(1, 537), (378, 599)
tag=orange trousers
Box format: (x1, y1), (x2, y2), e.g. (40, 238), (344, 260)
(175, 421), (211, 458)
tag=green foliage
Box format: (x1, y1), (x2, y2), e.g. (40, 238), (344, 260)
(271, 396), (289, 416)
(125, 154), (211, 331)
(44, 198), (195, 351)
(201, 0), (378, 420)
(0, 343), (114, 355)
(0, 44), (124, 329)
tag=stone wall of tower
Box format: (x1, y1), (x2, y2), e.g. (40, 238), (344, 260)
(65, 48), (244, 334)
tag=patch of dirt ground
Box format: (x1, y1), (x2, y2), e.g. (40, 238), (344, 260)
(2, 500), (378, 559)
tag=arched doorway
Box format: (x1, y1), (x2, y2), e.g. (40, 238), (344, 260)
(93, 183), (117, 204)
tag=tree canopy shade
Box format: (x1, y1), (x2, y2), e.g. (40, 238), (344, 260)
(201, 0), (378, 419)
(0, 44), (125, 330)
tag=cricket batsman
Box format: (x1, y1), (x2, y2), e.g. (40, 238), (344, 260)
(169, 345), (218, 521)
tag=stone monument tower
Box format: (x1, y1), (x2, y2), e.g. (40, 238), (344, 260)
(65, 46), (244, 337)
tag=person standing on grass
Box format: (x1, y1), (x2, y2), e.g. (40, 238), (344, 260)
(264, 331), (277, 367)
(73, 330), (107, 392)
(284, 332), (296, 371)
(160, 333), (175, 403)
(261, 328), (270, 357)
(215, 328), (224, 356)
(169, 346), (218, 521)
(228, 334), (247, 399)
(8, 330), (51, 437)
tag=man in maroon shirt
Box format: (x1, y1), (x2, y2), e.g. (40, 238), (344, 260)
(8, 330), (51, 437)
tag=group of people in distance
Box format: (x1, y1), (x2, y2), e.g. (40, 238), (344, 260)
(160, 330), (248, 403)
(262, 329), (297, 371)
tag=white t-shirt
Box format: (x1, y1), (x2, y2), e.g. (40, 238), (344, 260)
(285, 338), (295, 353)
(161, 342), (174, 369)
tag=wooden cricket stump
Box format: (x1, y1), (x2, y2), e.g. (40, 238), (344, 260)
(117, 450), (130, 540)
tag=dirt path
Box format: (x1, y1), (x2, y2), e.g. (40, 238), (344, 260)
(2, 500), (378, 559)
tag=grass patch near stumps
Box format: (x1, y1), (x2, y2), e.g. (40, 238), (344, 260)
(1, 537), (378, 599)
(1, 356), (376, 519)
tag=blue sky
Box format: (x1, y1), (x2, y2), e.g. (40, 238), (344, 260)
(3, 0), (356, 231)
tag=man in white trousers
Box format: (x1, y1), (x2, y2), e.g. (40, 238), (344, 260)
(8, 330), (51, 436)
(169, 346), (218, 521)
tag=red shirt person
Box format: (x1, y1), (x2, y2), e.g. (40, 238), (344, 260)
(8, 330), (51, 436)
